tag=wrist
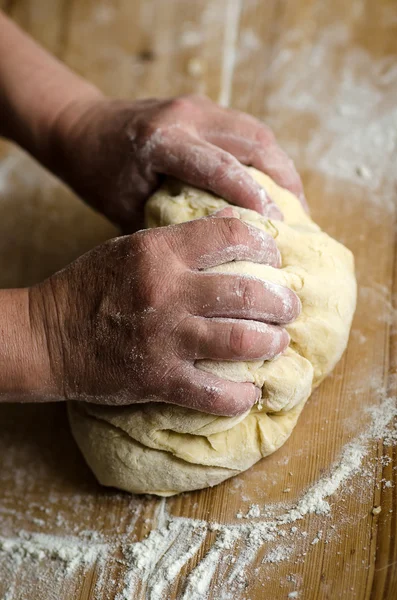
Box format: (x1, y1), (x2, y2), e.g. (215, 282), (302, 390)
(0, 11), (103, 165)
(43, 85), (105, 181)
(0, 288), (59, 402)
(38, 79), (104, 171)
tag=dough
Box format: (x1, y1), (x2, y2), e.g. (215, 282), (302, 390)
(68, 168), (357, 496)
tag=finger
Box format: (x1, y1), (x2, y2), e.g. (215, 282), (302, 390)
(178, 316), (289, 361)
(202, 111), (308, 211)
(166, 364), (261, 416)
(168, 216), (281, 269)
(153, 131), (283, 219)
(211, 206), (241, 218)
(250, 144), (307, 208)
(188, 272), (301, 324)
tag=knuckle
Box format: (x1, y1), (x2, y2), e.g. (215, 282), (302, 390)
(200, 379), (254, 416)
(131, 233), (178, 307)
(218, 217), (249, 247)
(208, 388), (246, 417)
(237, 277), (258, 310)
(197, 380), (228, 414)
(168, 94), (199, 114)
(140, 273), (166, 309)
(136, 117), (159, 144)
(229, 324), (255, 357)
(255, 124), (276, 146)
(184, 316), (204, 353)
(131, 229), (158, 255)
(210, 153), (237, 185)
(204, 384), (224, 406)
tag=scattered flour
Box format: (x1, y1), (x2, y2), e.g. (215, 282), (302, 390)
(244, 504), (261, 519)
(0, 8), (396, 600)
(117, 518), (207, 600)
(1, 393), (388, 598)
(310, 531), (323, 546)
(0, 531), (106, 576)
(263, 545), (293, 564)
(263, 22), (397, 203)
(111, 395), (396, 598)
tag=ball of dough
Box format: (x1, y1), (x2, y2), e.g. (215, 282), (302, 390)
(68, 168), (357, 496)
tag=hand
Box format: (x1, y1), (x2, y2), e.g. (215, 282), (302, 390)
(51, 93), (307, 232)
(30, 212), (300, 416)
(0, 15), (306, 227)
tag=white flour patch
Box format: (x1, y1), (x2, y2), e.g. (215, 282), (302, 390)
(263, 544), (293, 563)
(0, 529), (110, 600)
(263, 22), (397, 204)
(117, 518), (208, 600)
(0, 531), (106, 576)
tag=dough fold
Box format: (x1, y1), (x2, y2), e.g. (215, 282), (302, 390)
(68, 168), (357, 496)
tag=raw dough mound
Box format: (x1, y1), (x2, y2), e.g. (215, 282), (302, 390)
(68, 168), (357, 496)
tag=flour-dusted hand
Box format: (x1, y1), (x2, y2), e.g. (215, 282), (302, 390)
(0, 13), (303, 412)
(29, 211), (300, 416)
(50, 94), (307, 231)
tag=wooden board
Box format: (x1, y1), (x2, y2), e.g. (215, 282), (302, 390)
(0, 1), (396, 599)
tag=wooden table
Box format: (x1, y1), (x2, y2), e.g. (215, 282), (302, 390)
(0, 1), (396, 599)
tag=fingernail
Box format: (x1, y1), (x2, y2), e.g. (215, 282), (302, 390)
(255, 387), (262, 403)
(212, 207), (240, 219)
(258, 187), (269, 215)
(259, 188), (283, 220)
(266, 204), (283, 220)
(299, 192), (310, 213)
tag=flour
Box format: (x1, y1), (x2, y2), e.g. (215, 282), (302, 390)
(0, 529), (110, 600)
(310, 531), (323, 546)
(180, 528), (239, 600)
(263, 22), (397, 201)
(244, 504), (261, 519)
(1, 399), (395, 599)
(0, 531), (106, 576)
(110, 395), (396, 599)
(263, 545), (293, 563)
(117, 518), (207, 600)
(1, 8), (396, 600)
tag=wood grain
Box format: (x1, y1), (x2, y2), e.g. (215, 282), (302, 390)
(0, 1), (396, 599)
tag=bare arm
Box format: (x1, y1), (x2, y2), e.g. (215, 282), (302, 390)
(0, 10), (99, 165)
(0, 289), (56, 401)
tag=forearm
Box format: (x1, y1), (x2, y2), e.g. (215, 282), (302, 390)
(0, 11), (101, 166)
(0, 288), (56, 402)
